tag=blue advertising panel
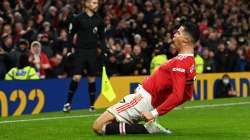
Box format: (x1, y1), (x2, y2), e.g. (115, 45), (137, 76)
(0, 78), (101, 117)
(1, 72), (250, 117)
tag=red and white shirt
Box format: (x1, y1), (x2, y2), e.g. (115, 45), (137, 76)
(142, 54), (196, 116)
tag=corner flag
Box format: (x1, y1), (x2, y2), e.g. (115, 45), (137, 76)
(101, 66), (116, 102)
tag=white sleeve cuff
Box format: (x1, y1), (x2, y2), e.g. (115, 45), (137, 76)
(151, 109), (159, 118)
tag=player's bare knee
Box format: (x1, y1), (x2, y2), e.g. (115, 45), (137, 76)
(93, 111), (115, 134)
(92, 120), (103, 134)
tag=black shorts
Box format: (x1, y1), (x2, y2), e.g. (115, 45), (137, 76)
(69, 49), (98, 76)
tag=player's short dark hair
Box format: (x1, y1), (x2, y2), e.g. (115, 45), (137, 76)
(182, 22), (200, 43)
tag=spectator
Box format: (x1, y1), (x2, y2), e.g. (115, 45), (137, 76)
(8, 39), (30, 67)
(39, 33), (53, 58)
(23, 17), (37, 41)
(44, 6), (58, 28)
(139, 38), (153, 73)
(132, 45), (147, 75)
(245, 45), (250, 70)
(0, 17), (4, 32)
(105, 38), (120, 76)
(0, 35), (14, 53)
(214, 41), (228, 72)
(143, 1), (155, 25)
(52, 28), (70, 56)
(195, 52), (204, 74)
(0, 35), (15, 70)
(202, 47), (215, 73)
(0, 0), (249, 78)
(29, 41), (51, 79)
(0, 47), (7, 79)
(58, 6), (71, 31)
(214, 74), (237, 98)
(237, 47), (247, 71)
(47, 53), (66, 79)
(201, 28), (220, 51)
(150, 44), (167, 74)
(1, 24), (12, 38)
(118, 43), (134, 75)
(14, 22), (26, 43)
(226, 37), (240, 72)
(5, 54), (39, 80)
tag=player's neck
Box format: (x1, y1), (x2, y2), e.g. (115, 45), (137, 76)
(178, 43), (194, 55)
(178, 48), (194, 55)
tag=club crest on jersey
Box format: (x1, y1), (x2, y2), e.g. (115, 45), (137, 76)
(93, 26), (98, 34)
(172, 67), (185, 72)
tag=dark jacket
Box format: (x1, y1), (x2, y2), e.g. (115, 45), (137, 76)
(69, 11), (105, 50)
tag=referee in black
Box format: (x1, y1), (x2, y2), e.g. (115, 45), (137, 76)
(63, 0), (106, 112)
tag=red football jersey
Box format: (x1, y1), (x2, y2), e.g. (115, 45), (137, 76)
(142, 54), (196, 116)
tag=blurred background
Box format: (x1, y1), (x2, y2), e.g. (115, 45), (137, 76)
(0, 0), (249, 79)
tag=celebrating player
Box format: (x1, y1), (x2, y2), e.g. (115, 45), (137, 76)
(92, 21), (200, 135)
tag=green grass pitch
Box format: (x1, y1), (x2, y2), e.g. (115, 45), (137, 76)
(1, 97), (250, 140)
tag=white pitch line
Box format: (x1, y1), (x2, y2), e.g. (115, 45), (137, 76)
(1, 101), (250, 124)
(183, 101), (250, 109)
(175, 101), (250, 110)
(0, 114), (100, 124)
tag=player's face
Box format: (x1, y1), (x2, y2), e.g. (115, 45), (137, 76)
(87, 0), (99, 13)
(172, 26), (189, 50)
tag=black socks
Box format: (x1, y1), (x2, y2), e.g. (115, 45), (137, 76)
(66, 80), (96, 107)
(105, 122), (149, 135)
(88, 82), (96, 106)
(66, 80), (79, 104)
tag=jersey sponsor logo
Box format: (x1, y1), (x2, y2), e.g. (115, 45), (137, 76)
(172, 67), (185, 72)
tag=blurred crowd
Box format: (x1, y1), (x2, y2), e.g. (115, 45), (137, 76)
(0, 0), (250, 79)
